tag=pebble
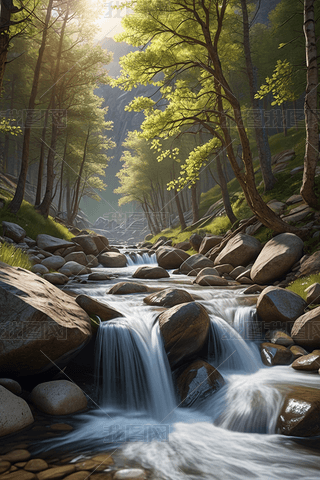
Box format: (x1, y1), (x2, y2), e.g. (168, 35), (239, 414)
(37, 465), (76, 480)
(0, 461), (11, 474)
(113, 469), (146, 480)
(0, 471), (36, 480)
(1, 451), (31, 463)
(14, 463), (27, 468)
(24, 459), (49, 472)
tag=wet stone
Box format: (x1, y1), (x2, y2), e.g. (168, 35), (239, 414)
(64, 472), (92, 480)
(37, 465), (76, 480)
(0, 460), (11, 474)
(74, 460), (108, 472)
(91, 454), (114, 466)
(1, 451), (31, 463)
(14, 463), (27, 468)
(113, 469), (146, 480)
(0, 471), (36, 480)
(24, 459), (48, 472)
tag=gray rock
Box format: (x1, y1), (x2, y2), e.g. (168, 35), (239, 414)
(76, 294), (123, 321)
(72, 235), (99, 255)
(133, 266), (170, 279)
(291, 306), (320, 350)
(0, 378), (22, 395)
(199, 236), (223, 255)
(30, 380), (87, 415)
(64, 251), (87, 266)
(144, 288), (193, 307)
(257, 286), (307, 324)
(214, 234), (262, 268)
(0, 386), (34, 436)
(108, 282), (148, 295)
(60, 261), (90, 276)
(305, 283), (320, 305)
(180, 254), (215, 274)
(41, 255), (65, 271)
(98, 252), (127, 268)
(156, 246), (190, 269)
(43, 272), (69, 285)
(36, 234), (74, 253)
(31, 264), (49, 275)
(195, 275), (229, 287)
(2, 222), (26, 243)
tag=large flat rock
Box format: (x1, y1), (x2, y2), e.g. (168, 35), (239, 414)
(36, 234), (74, 253)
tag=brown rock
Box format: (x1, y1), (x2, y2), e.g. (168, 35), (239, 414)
(156, 247), (190, 269)
(64, 252), (87, 266)
(305, 283), (320, 305)
(74, 460), (107, 472)
(36, 235), (74, 253)
(72, 236), (99, 256)
(290, 345), (309, 360)
(268, 331), (294, 347)
(91, 454), (114, 465)
(260, 343), (293, 366)
(243, 284), (265, 295)
(144, 288), (193, 307)
(64, 473), (91, 480)
(86, 255), (99, 268)
(214, 234), (262, 268)
(76, 294), (123, 321)
(132, 266), (170, 279)
(24, 459), (48, 472)
(43, 272), (69, 285)
(291, 307), (320, 350)
(108, 282), (148, 295)
(174, 241), (191, 251)
(37, 466), (76, 480)
(195, 275), (229, 287)
(0, 461), (11, 474)
(50, 423), (73, 431)
(214, 264), (234, 275)
(0, 471), (36, 480)
(2, 451), (31, 462)
(292, 352), (320, 371)
(277, 386), (320, 436)
(256, 286), (307, 325)
(88, 273), (111, 281)
(199, 236), (223, 255)
(179, 254), (215, 274)
(176, 360), (225, 407)
(98, 252), (127, 268)
(159, 302), (210, 368)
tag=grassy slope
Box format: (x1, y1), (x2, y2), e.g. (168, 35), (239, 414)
(150, 126), (310, 246)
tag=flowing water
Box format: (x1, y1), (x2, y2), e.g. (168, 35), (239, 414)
(44, 253), (320, 479)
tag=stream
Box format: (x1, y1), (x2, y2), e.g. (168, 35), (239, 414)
(38, 251), (320, 479)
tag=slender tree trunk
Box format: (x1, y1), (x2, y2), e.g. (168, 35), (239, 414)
(38, 7), (69, 218)
(8, 0), (53, 213)
(66, 175), (71, 223)
(293, 100), (299, 131)
(35, 105), (50, 206)
(281, 103), (287, 136)
(240, 0), (276, 192)
(57, 144), (66, 213)
(70, 127), (90, 223)
(301, 0), (319, 208)
(191, 184), (199, 223)
(3, 75), (14, 172)
(0, 0), (19, 93)
(216, 154), (237, 225)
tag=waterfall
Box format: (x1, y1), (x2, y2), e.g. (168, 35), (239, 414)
(95, 311), (176, 421)
(125, 252), (157, 265)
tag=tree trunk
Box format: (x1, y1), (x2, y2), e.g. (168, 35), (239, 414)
(38, 7), (68, 218)
(240, 0), (276, 192)
(35, 105), (50, 206)
(66, 175), (71, 222)
(281, 103), (287, 136)
(8, 0), (53, 213)
(69, 127), (90, 223)
(3, 75), (15, 173)
(216, 154), (237, 225)
(57, 137), (67, 212)
(293, 100), (299, 131)
(300, 0), (319, 208)
(191, 184), (199, 223)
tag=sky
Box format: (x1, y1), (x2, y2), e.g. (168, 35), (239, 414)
(95, 0), (129, 40)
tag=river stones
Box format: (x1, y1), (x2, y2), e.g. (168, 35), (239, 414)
(215, 234), (262, 268)
(176, 360), (225, 407)
(173, 241), (191, 251)
(2, 222), (26, 243)
(64, 252), (88, 266)
(108, 282), (148, 295)
(189, 234), (204, 252)
(88, 273), (112, 281)
(305, 283), (320, 305)
(195, 275), (229, 287)
(0, 264), (91, 376)
(59, 262), (90, 276)
(277, 386), (320, 436)
(179, 254), (215, 274)
(251, 233), (304, 284)
(260, 343), (293, 366)
(31, 264), (49, 275)
(41, 256), (65, 270)
(36, 234), (74, 253)
(98, 252), (127, 268)
(267, 331), (294, 347)
(289, 345), (309, 361)
(37, 466), (76, 480)
(132, 266), (169, 279)
(43, 272), (69, 285)
(24, 460), (49, 473)
(0, 378), (22, 395)
(114, 469), (146, 480)
(291, 351), (320, 371)
(144, 288), (193, 307)
(199, 236), (223, 255)
(156, 246), (190, 269)
(71, 235), (99, 256)
(256, 287), (307, 325)
(0, 387), (34, 437)
(30, 380), (87, 415)
(76, 294), (124, 321)
(159, 302), (210, 368)
(291, 306), (320, 350)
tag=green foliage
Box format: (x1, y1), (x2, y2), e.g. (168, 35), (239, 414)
(287, 275), (320, 303)
(255, 60), (300, 105)
(0, 243), (32, 270)
(0, 196), (73, 241)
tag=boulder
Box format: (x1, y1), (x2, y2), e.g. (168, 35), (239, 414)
(76, 294), (123, 321)
(0, 386), (34, 437)
(30, 380), (87, 415)
(290, 345), (309, 360)
(214, 264), (234, 275)
(159, 302), (210, 367)
(199, 236), (223, 255)
(174, 241), (191, 251)
(31, 264), (49, 275)
(43, 273), (69, 285)
(88, 273), (111, 281)
(132, 266), (170, 279)
(214, 234), (262, 267)
(151, 237), (167, 250)
(243, 284), (265, 295)
(59, 261), (90, 276)
(108, 282), (148, 295)
(62, 245), (82, 257)
(291, 307), (320, 350)
(2, 222), (26, 243)
(179, 254), (215, 274)
(91, 235), (109, 253)
(0, 378), (21, 395)
(98, 252), (127, 268)
(86, 255), (99, 267)
(298, 251), (320, 277)
(156, 246), (190, 269)
(189, 234), (203, 252)
(144, 288), (193, 307)
(277, 386), (320, 436)
(176, 360), (225, 407)
(41, 255), (65, 271)
(260, 343), (293, 366)
(0, 263), (91, 376)
(256, 287), (307, 325)
(197, 267), (220, 277)
(36, 234), (74, 253)
(268, 330), (294, 347)
(305, 283), (320, 305)
(195, 275), (229, 287)
(292, 352), (320, 371)
(64, 252), (87, 266)
(72, 235), (99, 255)
(251, 233), (304, 284)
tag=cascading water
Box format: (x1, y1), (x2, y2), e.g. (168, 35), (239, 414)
(125, 252), (157, 265)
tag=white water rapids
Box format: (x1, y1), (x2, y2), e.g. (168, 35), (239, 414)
(43, 254), (320, 479)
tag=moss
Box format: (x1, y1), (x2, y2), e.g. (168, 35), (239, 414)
(287, 274), (320, 302)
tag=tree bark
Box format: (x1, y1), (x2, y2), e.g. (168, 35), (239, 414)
(8, 0), (53, 213)
(281, 103), (287, 136)
(191, 183), (199, 223)
(35, 105), (50, 206)
(216, 154), (237, 225)
(69, 127), (90, 223)
(300, 0), (319, 208)
(38, 7), (69, 218)
(240, 0), (276, 192)
(57, 136), (67, 212)
(3, 75), (15, 173)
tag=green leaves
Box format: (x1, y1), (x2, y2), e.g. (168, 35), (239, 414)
(255, 60), (298, 105)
